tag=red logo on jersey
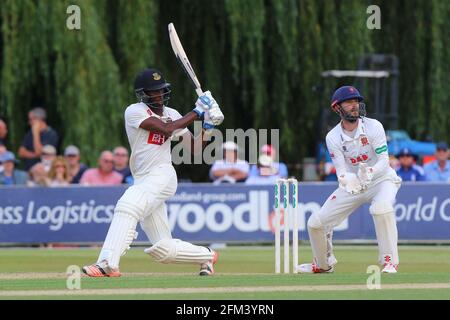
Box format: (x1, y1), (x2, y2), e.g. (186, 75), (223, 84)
(148, 132), (166, 145)
(361, 136), (369, 146)
(350, 154), (368, 164)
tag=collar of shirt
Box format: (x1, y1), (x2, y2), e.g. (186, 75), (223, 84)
(338, 119), (366, 142)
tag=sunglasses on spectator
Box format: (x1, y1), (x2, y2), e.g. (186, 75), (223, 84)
(66, 154), (78, 157)
(102, 159), (114, 163)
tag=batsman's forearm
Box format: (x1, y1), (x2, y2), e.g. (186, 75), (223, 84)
(161, 112), (199, 137)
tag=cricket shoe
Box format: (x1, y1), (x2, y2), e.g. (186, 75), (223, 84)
(199, 249), (219, 276)
(82, 260), (121, 277)
(381, 255), (398, 273)
(297, 257), (336, 274)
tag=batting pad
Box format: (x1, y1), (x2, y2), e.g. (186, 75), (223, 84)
(140, 203), (172, 244)
(307, 214), (331, 269)
(370, 202), (399, 265)
(97, 211), (139, 269)
(145, 238), (213, 264)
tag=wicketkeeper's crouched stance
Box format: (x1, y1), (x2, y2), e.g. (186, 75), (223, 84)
(83, 68), (224, 277)
(299, 86), (402, 274)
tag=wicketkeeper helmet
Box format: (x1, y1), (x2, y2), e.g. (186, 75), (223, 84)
(330, 86), (366, 122)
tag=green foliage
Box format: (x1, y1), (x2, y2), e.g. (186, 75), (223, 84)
(0, 0), (449, 178)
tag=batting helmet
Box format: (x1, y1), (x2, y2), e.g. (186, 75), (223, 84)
(330, 86), (366, 122)
(134, 68), (171, 109)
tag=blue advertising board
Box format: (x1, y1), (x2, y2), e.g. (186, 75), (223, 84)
(0, 183), (449, 243)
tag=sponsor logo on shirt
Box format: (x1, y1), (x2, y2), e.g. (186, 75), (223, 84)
(375, 144), (388, 154)
(350, 154), (369, 164)
(148, 132), (166, 145)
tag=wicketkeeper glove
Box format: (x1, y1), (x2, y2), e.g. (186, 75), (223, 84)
(357, 163), (374, 189)
(338, 172), (363, 195)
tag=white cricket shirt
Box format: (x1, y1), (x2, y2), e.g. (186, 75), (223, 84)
(326, 117), (396, 181)
(124, 103), (188, 179)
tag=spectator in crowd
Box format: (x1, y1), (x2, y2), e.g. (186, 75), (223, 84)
(113, 146), (132, 183)
(64, 145), (88, 184)
(80, 150), (123, 185)
(27, 163), (50, 187)
(246, 154), (282, 185)
(389, 155), (400, 171)
(0, 151), (28, 186)
(40, 144), (57, 172)
(210, 141), (249, 184)
(48, 156), (71, 187)
(0, 142), (7, 174)
(0, 143), (6, 155)
(248, 144), (288, 179)
(395, 148), (425, 181)
(18, 107), (59, 171)
(0, 118), (8, 146)
(424, 142), (450, 182)
(323, 150), (337, 181)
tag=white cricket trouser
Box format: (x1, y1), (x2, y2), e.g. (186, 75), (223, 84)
(308, 178), (401, 268)
(317, 180), (399, 227)
(135, 164), (178, 242)
(98, 163), (213, 269)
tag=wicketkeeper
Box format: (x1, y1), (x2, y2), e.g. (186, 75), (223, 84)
(299, 86), (402, 274)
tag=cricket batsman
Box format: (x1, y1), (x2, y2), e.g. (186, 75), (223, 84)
(83, 68), (224, 277)
(298, 86), (402, 274)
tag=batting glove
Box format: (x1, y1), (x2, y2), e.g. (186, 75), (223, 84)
(208, 104), (224, 126)
(193, 91), (216, 117)
(193, 91), (225, 126)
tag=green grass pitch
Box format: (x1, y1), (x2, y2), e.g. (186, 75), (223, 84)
(0, 245), (449, 300)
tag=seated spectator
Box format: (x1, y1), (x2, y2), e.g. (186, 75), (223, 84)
(209, 141), (249, 184)
(0, 143), (6, 155)
(113, 146), (132, 183)
(246, 155), (282, 185)
(0, 142), (7, 174)
(395, 148), (425, 181)
(0, 151), (28, 186)
(18, 107), (59, 171)
(249, 144), (288, 178)
(0, 118), (8, 146)
(40, 144), (57, 172)
(64, 145), (88, 184)
(322, 149), (337, 181)
(424, 142), (450, 182)
(389, 155), (400, 171)
(48, 157), (71, 187)
(80, 151), (123, 185)
(27, 163), (50, 187)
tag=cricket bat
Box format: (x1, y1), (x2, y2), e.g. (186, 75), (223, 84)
(168, 23), (204, 97)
